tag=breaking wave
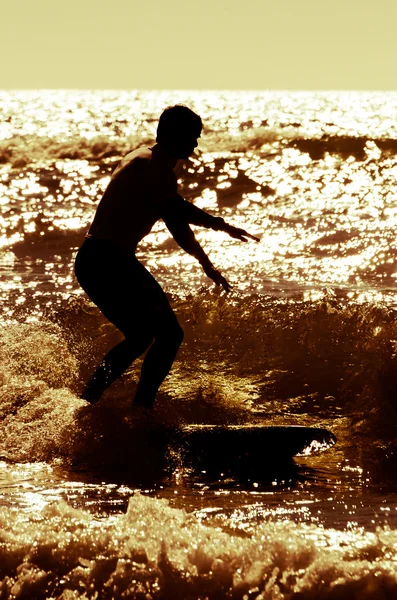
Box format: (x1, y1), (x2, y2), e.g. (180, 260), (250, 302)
(1, 492), (397, 599)
(1, 294), (397, 468)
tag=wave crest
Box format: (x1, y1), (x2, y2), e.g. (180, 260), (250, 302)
(1, 295), (397, 464)
(0, 133), (153, 167)
(3, 129), (397, 167)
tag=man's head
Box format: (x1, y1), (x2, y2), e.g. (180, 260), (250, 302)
(157, 105), (202, 159)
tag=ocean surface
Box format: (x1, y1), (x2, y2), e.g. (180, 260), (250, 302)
(1, 90), (397, 598)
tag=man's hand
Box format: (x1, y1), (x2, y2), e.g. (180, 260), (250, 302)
(201, 262), (232, 293)
(223, 223), (260, 242)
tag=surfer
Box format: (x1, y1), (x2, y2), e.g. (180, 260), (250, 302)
(74, 105), (259, 409)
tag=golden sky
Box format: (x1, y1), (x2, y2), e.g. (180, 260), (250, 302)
(2, 0), (395, 90)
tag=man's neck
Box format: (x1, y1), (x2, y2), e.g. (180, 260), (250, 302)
(151, 144), (178, 169)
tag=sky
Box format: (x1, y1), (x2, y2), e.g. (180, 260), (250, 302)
(2, 0), (396, 90)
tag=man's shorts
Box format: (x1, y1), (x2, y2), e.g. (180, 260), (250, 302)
(74, 237), (177, 337)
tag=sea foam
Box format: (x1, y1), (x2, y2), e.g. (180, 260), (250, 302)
(1, 493), (397, 599)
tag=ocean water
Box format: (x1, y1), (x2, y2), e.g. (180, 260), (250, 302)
(1, 90), (397, 598)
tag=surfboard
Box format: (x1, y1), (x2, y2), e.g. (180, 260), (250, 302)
(70, 413), (336, 483)
(173, 425), (336, 476)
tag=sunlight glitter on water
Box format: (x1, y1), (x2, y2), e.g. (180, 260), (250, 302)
(0, 177), (395, 306)
(4, 92), (397, 597)
(1, 90), (397, 307)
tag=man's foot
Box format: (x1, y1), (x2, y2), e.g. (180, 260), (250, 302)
(81, 387), (103, 404)
(130, 404), (153, 416)
(132, 389), (156, 411)
(127, 403), (157, 427)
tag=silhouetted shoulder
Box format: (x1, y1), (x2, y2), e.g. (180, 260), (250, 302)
(111, 147), (152, 179)
(110, 148), (177, 201)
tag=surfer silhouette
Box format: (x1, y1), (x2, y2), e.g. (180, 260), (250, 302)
(75, 105), (259, 409)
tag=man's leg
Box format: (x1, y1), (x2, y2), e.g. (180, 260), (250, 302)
(75, 239), (154, 404)
(133, 316), (184, 409)
(82, 333), (153, 404)
(76, 239), (182, 407)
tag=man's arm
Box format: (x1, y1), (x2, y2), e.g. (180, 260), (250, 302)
(161, 194), (223, 229)
(161, 195), (260, 242)
(162, 212), (232, 292)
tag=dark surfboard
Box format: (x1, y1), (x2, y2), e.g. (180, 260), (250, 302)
(70, 413), (336, 483)
(174, 425), (336, 476)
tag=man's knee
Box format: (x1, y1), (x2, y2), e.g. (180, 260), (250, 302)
(123, 329), (154, 353)
(158, 319), (184, 349)
(173, 322), (184, 347)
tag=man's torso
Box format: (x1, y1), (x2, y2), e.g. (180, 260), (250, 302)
(88, 147), (177, 251)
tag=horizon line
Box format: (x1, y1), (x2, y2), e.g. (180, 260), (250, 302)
(1, 88), (397, 93)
